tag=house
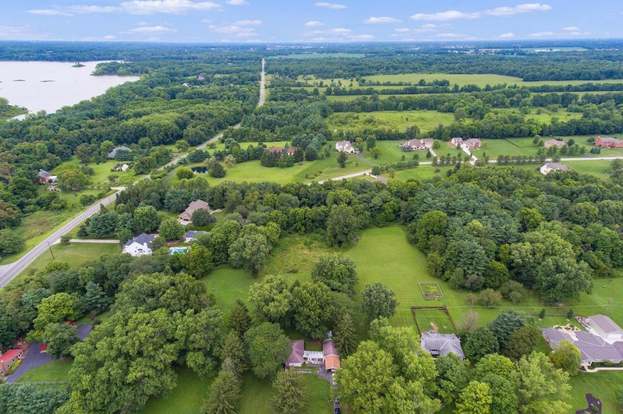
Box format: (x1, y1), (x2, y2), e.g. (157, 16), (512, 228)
(581, 315), (623, 344)
(449, 137), (481, 150)
(335, 140), (358, 154)
(401, 139), (434, 152)
(595, 136), (623, 148)
(286, 340), (305, 368)
(285, 337), (341, 372)
(266, 146), (297, 157)
(107, 146), (132, 159)
(197, 73), (206, 81)
(123, 233), (157, 257)
(178, 200), (211, 225)
(0, 348), (24, 374)
(37, 169), (57, 185)
(420, 331), (465, 359)
(449, 137), (464, 148)
(323, 339), (341, 372)
(544, 139), (567, 149)
(540, 162), (570, 176)
(112, 163), (130, 172)
(462, 138), (482, 150)
(169, 246), (190, 255)
(542, 315), (623, 370)
(185, 230), (208, 243)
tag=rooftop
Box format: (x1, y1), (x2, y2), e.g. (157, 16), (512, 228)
(421, 331), (464, 359)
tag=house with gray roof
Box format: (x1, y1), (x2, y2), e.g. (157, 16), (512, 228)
(185, 230), (208, 243)
(543, 315), (623, 370)
(123, 233), (157, 257)
(107, 146), (132, 159)
(421, 331), (464, 359)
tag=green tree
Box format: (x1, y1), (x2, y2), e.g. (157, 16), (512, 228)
(272, 369), (306, 414)
(192, 209), (215, 227)
(201, 368), (240, 414)
(176, 167), (194, 180)
(221, 331), (247, 377)
(409, 210), (448, 252)
(42, 323), (78, 358)
(0, 229), (24, 257)
(0, 383), (68, 414)
(244, 322), (290, 380)
(504, 325), (541, 360)
(362, 283), (397, 321)
(182, 245), (214, 278)
(227, 300), (251, 337)
(549, 340), (581, 376)
(516, 352), (571, 414)
(490, 311), (524, 351)
(311, 255), (357, 295)
(58, 168), (90, 192)
(249, 275), (292, 323)
(434, 354), (470, 408)
(456, 381), (492, 414)
(291, 281), (335, 339)
(228, 233), (271, 275)
(463, 328), (499, 362)
(133, 205), (161, 233)
(326, 205), (358, 247)
(334, 312), (357, 356)
(32, 293), (77, 338)
(337, 151), (347, 168)
(209, 161), (226, 178)
(159, 218), (185, 241)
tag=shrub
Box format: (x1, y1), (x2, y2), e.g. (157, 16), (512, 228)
(477, 289), (502, 307)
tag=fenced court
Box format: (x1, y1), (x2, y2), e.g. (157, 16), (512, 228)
(418, 282), (443, 301)
(412, 306), (457, 335)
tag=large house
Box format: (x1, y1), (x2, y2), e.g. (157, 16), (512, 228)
(266, 146), (297, 157)
(335, 141), (358, 154)
(449, 137), (481, 150)
(401, 139), (434, 152)
(123, 233), (157, 257)
(420, 331), (465, 359)
(0, 348), (25, 375)
(542, 315), (623, 370)
(540, 162), (570, 176)
(178, 200), (211, 226)
(544, 139), (567, 149)
(37, 169), (57, 185)
(595, 136), (623, 148)
(285, 338), (341, 372)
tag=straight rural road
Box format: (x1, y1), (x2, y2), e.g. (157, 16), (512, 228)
(0, 58), (268, 288)
(0, 191), (120, 288)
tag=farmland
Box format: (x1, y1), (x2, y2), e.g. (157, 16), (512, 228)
(327, 110), (454, 134)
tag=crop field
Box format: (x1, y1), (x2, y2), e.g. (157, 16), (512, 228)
(327, 110), (454, 134)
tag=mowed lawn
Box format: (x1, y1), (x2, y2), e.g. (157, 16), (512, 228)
(23, 243), (120, 275)
(570, 372), (623, 413)
(16, 359), (72, 383)
(327, 111), (454, 135)
(142, 369), (331, 414)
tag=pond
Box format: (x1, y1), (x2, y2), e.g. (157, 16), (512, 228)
(0, 61), (139, 115)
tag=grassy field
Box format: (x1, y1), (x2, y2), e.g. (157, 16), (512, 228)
(570, 372), (623, 413)
(21, 243), (120, 276)
(327, 111), (454, 135)
(202, 266), (255, 311)
(16, 360), (72, 383)
(142, 369), (331, 414)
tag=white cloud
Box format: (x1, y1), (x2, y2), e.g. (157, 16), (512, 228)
(412, 3), (551, 21)
(69, 5), (120, 13)
(412, 10), (480, 22)
(227, 0), (248, 5)
(331, 27), (351, 34)
(121, 0), (221, 15)
(305, 20), (324, 27)
(435, 32), (476, 39)
(130, 25), (175, 32)
(0, 25), (50, 40)
(562, 26), (580, 32)
(349, 34), (375, 41)
(28, 9), (73, 16)
(315, 2), (346, 10)
(103, 35), (117, 40)
(365, 16), (400, 24)
(208, 23), (258, 38)
(499, 32), (515, 39)
(530, 26), (590, 37)
(304, 26), (375, 42)
(486, 3), (551, 16)
(395, 28), (411, 33)
(235, 19), (262, 26)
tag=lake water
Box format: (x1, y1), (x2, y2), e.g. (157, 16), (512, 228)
(0, 61), (139, 115)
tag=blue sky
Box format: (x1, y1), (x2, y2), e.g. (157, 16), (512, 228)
(1, 0), (623, 43)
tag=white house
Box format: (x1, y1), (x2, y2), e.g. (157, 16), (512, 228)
(123, 233), (157, 257)
(335, 140), (358, 154)
(540, 162), (570, 176)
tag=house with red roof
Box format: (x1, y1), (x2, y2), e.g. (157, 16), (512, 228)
(595, 136), (623, 148)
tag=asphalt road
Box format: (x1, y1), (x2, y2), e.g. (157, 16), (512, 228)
(0, 191), (120, 288)
(0, 58), (268, 288)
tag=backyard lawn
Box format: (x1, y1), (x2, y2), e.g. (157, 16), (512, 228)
(140, 368), (213, 414)
(202, 266), (255, 311)
(16, 360), (72, 384)
(570, 371), (623, 413)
